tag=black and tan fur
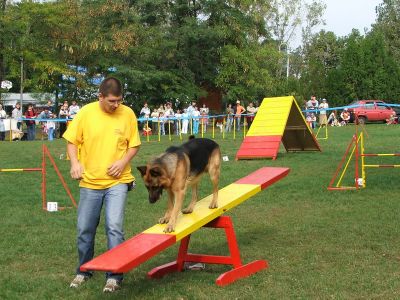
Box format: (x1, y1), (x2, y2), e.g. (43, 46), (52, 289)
(137, 137), (221, 233)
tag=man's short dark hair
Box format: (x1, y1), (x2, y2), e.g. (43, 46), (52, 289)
(99, 77), (123, 97)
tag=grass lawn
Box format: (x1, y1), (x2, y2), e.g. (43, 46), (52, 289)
(1, 125), (400, 299)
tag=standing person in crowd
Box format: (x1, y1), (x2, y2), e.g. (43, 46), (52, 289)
(38, 107), (52, 140)
(47, 100), (54, 113)
(25, 104), (37, 141)
(307, 95), (319, 111)
(164, 102), (174, 135)
(150, 108), (159, 133)
(200, 103), (209, 114)
(46, 112), (56, 141)
(200, 104), (209, 133)
(12, 103), (22, 130)
(157, 103), (165, 115)
(159, 111), (166, 135)
(311, 113), (317, 129)
(181, 108), (189, 134)
(187, 101), (195, 116)
(246, 102), (256, 127)
(59, 103), (70, 138)
(235, 100), (246, 131)
(0, 104), (6, 141)
(318, 98), (329, 127)
(225, 103), (234, 132)
(64, 77), (141, 293)
(139, 102), (150, 118)
(69, 100), (80, 119)
(192, 106), (200, 134)
(174, 109), (182, 135)
(306, 113), (313, 129)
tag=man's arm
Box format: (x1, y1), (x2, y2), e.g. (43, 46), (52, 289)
(107, 146), (140, 178)
(67, 142), (84, 180)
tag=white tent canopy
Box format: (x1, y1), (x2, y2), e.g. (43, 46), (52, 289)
(1, 93), (55, 107)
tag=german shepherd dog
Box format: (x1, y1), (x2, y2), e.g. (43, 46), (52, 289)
(137, 137), (221, 233)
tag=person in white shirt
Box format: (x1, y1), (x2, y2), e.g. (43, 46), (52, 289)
(174, 109), (182, 135)
(318, 98), (329, 127)
(68, 100), (80, 119)
(0, 104), (7, 141)
(12, 103), (22, 130)
(46, 113), (56, 141)
(140, 103), (151, 118)
(192, 107), (200, 134)
(246, 102), (257, 127)
(181, 109), (189, 134)
(306, 95), (319, 111)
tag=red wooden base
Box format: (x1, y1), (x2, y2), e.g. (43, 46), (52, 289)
(147, 216), (268, 286)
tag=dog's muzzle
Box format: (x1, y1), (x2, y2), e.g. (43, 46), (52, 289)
(149, 187), (163, 203)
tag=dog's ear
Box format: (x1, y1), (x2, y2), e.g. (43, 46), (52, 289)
(136, 166), (147, 177)
(149, 166), (163, 177)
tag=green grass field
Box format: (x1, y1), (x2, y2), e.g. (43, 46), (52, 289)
(1, 125), (400, 299)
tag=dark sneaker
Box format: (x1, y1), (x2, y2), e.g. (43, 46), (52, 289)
(103, 278), (121, 293)
(69, 274), (89, 288)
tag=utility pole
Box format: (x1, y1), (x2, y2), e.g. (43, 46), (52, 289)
(20, 57), (23, 112)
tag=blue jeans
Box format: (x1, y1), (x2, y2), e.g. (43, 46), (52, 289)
(76, 183), (129, 282)
(48, 128), (54, 141)
(193, 119), (199, 134)
(236, 117), (241, 131)
(27, 124), (36, 140)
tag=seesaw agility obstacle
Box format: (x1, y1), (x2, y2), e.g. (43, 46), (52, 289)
(81, 167), (289, 286)
(0, 144), (77, 210)
(328, 132), (400, 190)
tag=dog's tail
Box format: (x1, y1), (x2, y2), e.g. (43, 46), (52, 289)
(188, 135), (196, 140)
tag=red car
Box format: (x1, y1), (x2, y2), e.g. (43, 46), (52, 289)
(348, 100), (395, 124)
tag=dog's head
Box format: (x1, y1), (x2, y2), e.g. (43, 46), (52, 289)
(137, 165), (170, 203)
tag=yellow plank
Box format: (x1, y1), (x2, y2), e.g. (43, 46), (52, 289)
(247, 96), (293, 137)
(143, 183), (261, 241)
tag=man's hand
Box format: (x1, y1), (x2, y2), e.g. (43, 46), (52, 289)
(107, 160), (126, 178)
(70, 161), (84, 180)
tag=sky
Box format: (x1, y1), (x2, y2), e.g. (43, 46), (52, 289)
(322, 0), (382, 37)
(292, 0), (382, 47)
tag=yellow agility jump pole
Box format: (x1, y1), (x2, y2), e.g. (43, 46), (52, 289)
(335, 134), (362, 188)
(315, 125), (328, 140)
(212, 117), (215, 139)
(328, 133), (362, 190)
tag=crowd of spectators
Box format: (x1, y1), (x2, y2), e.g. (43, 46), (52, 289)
(1, 100), (80, 141)
(304, 96), (354, 128)
(1, 98), (260, 141)
(137, 100), (259, 136)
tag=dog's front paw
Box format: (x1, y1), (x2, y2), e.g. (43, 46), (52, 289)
(159, 216), (170, 224)
(209, 202), (218, 209)
(181, 207), (193, 214)
(163, 224), (175, 233)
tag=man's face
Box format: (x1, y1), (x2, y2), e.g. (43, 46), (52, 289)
(99, 94), (122, 113)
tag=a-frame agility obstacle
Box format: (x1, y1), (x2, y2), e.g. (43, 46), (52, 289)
(81, 167), (289, 286)
(236, 96), (320, 160)
(328, 132), (400, 190)
(0, 144), (77, 210)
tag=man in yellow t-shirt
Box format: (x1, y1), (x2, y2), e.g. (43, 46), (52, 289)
(64, 77), (141, 293)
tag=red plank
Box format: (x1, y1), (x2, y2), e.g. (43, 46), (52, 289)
(242, 135), (282, 142)
(236, 136), (282, 160)
(236, 149), (278, 158)
(235, 167), (290, 190)
(80, 233), (175, 273)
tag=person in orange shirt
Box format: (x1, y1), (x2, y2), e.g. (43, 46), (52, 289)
(235, 100), (246, 131)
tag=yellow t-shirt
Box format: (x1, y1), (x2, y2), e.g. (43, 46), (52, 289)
(63, 102), (141, 189)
